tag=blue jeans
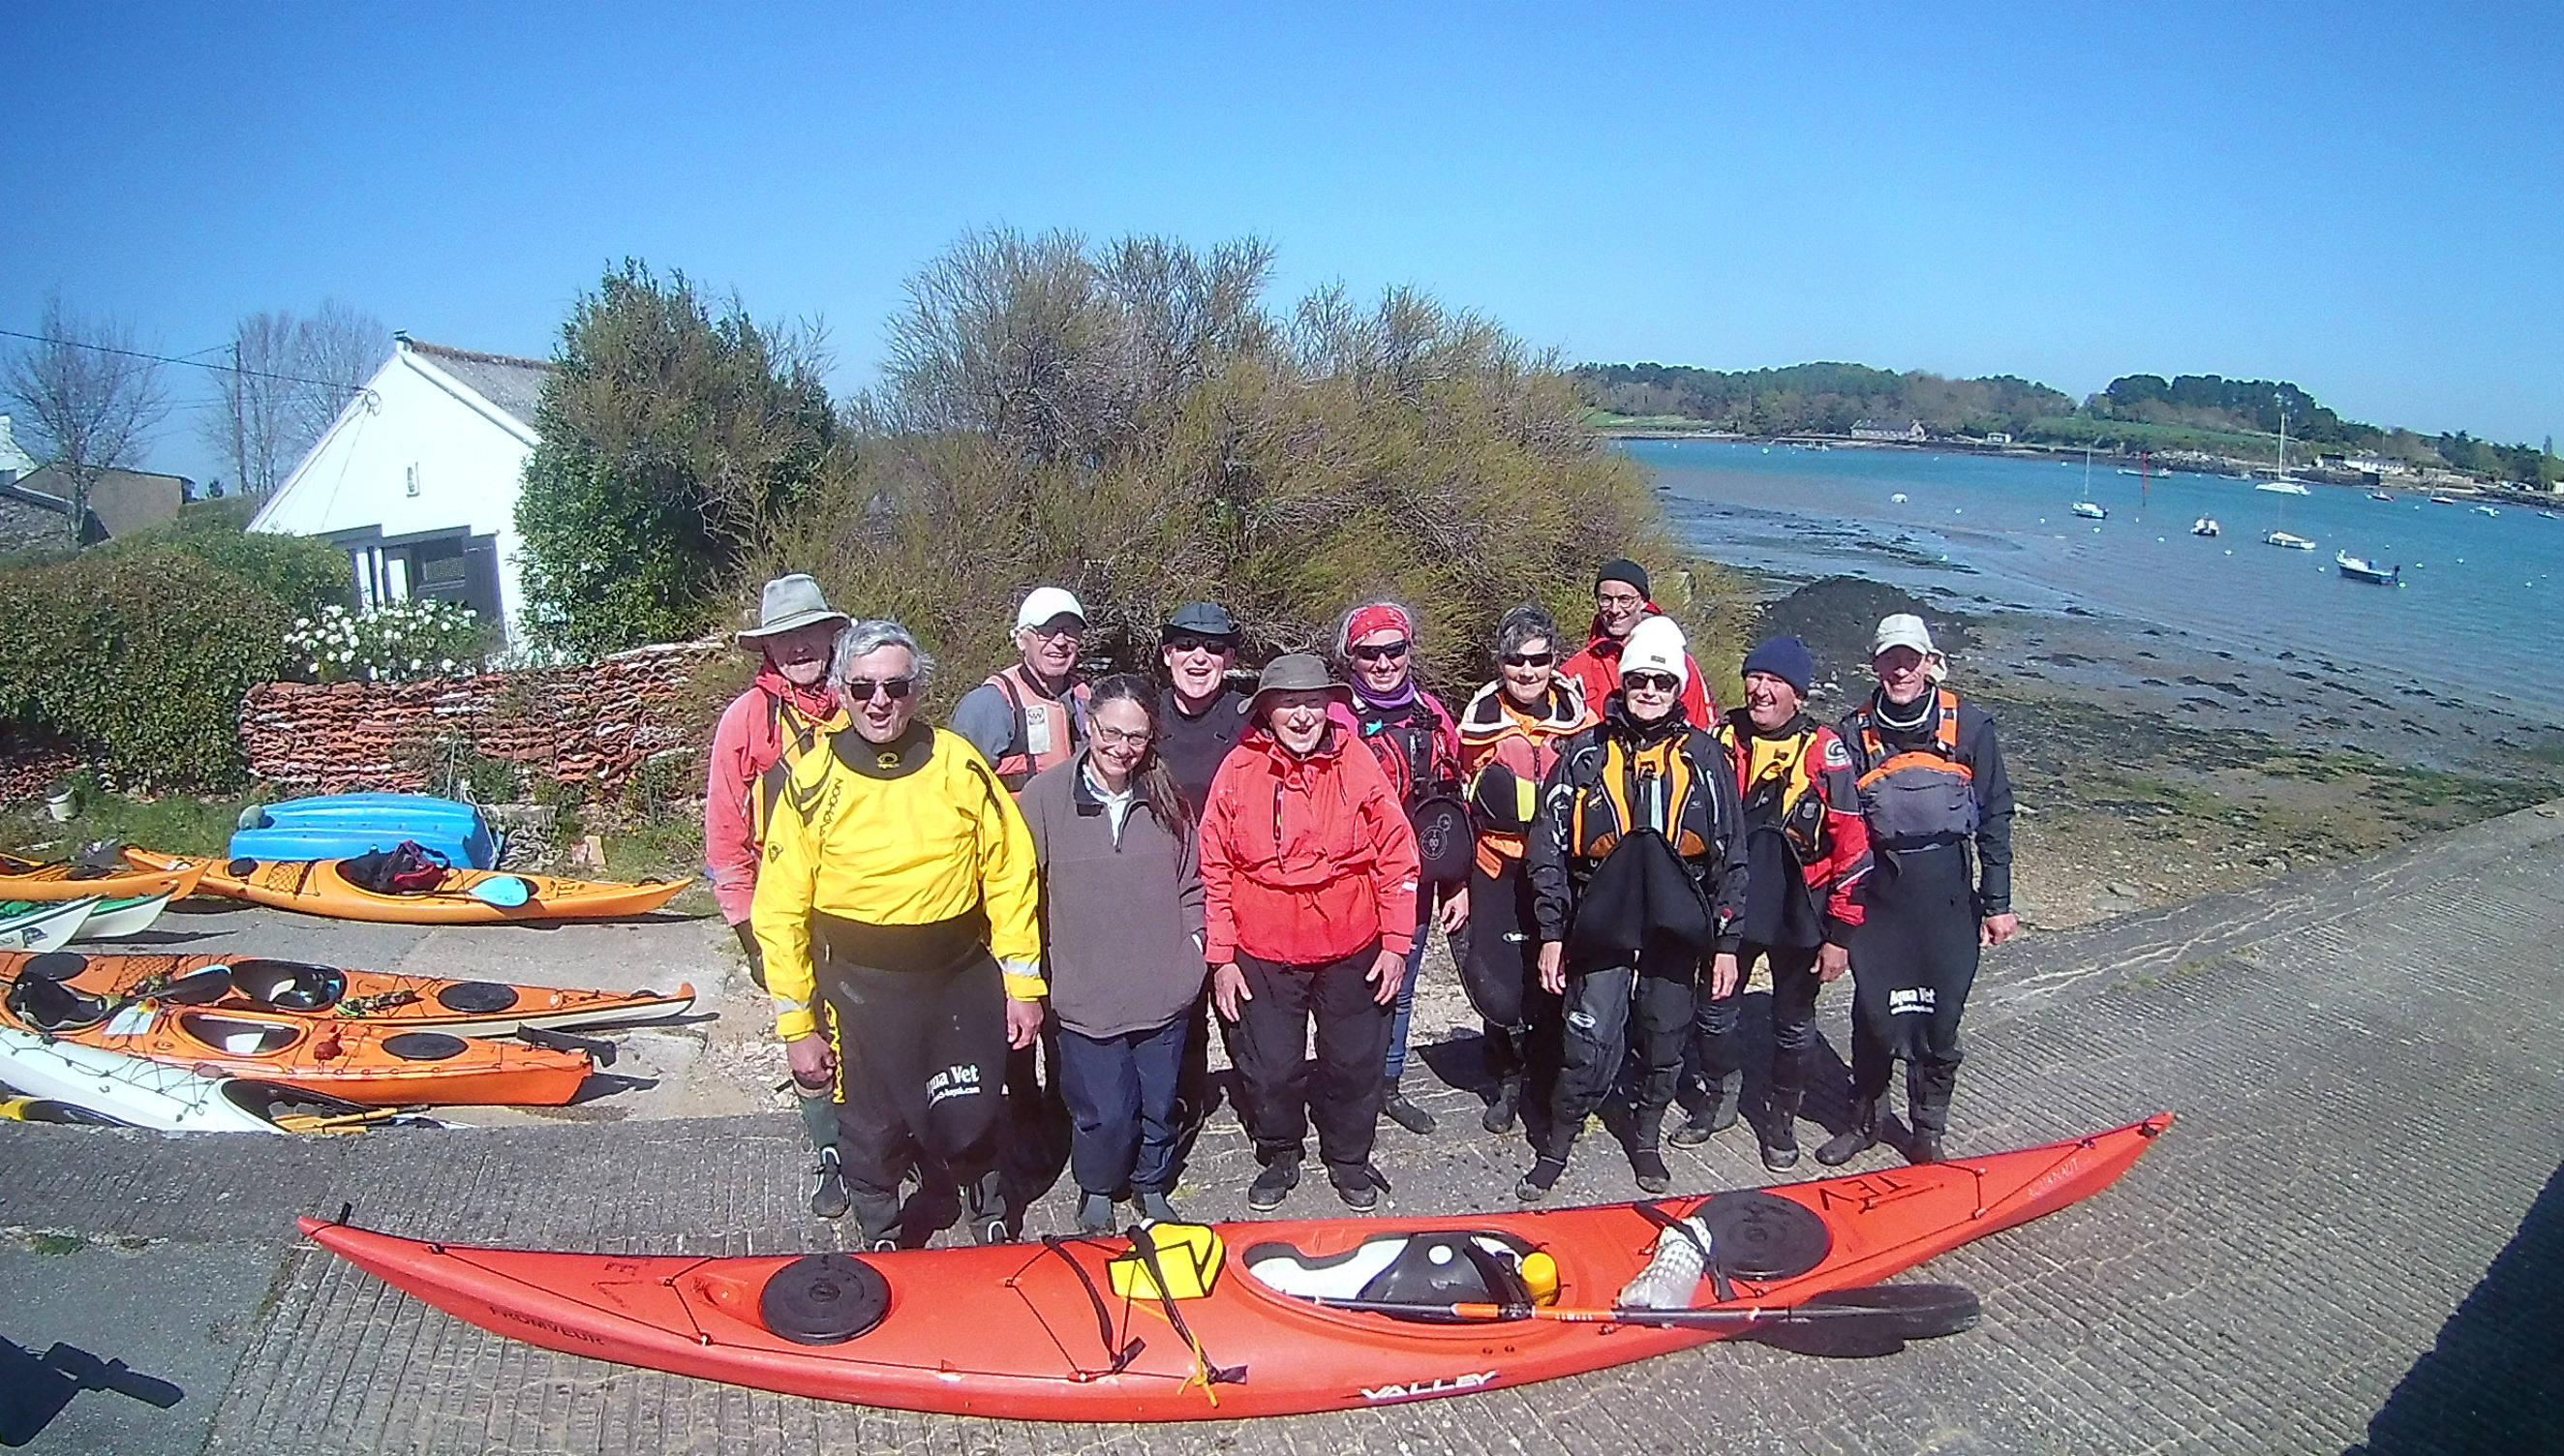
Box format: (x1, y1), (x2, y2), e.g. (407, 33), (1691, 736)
(1054, 1018), (1188, 1197)
(1384, 923), (1430, 1081)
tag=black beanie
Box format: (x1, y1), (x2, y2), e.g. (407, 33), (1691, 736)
(1595, 558), (1651, 600)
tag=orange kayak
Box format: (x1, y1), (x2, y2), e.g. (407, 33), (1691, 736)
(0, 950), (694, 1037)
(303, 1115), (2169, 1420)
(3, 961), (592, 1107)
(0, 852), (204, 904)
(121, 849), (689, 925)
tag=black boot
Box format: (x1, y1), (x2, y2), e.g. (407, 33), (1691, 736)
(1383, 1076), (1437, 1135)
(1668, 1071), (1742, 1147)
(1623, 1104), (1673, 1195)
(1905, 1064), (1954, 1165)
(1815, 1093), (1886, 1168)
(1756, 1087), (1804, 1172)
(1482, 1074), (1525, 1135)
(847, 1185), (903, 1252)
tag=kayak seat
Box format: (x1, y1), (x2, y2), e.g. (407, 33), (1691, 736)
(177, 1013), (301, 1056)
(7, 976), (109, 1033)
(227, 959), (347, 1013)
(1244, 1231), (1538, 1319)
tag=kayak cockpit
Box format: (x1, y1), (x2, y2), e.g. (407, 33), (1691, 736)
(176, 1013), (302, 1057)
(1242, 1230), (1553, 1321)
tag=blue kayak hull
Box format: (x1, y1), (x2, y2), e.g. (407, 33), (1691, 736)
(233, 795), (500, 868)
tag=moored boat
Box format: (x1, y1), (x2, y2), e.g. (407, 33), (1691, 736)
(2264, 531), (2317, 550)
(2253, 479), (2311, 496)
(121, 849), (688, 925)
(303, 1116), (2170, 1422)
(2335, 552), (2402, 586)
(0, 949), (694, 1036)
(2190, 517), (2219, 537)
(2071, 501), (2107, 519)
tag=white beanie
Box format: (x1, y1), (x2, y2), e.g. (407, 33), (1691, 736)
(1619, 615), (1690, 690)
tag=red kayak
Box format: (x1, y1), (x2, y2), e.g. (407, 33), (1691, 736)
(303, 1114), (2169, 1421)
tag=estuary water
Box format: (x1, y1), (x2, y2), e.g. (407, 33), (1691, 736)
(1631, 439), (2564, 724)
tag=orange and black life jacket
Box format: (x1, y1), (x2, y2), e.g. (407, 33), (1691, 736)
(985, 663), (1091, 793)
(1568, 729), (1717, 863)
(1717, 713), (1829, 864)
(1847, 688), (1978, 843)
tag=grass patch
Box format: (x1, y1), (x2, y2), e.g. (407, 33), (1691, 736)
(0, 779), (257, 859)
(26, 1232), (85, 1257)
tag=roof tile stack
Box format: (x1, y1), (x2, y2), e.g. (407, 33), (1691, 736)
(240, 640), (725, 799)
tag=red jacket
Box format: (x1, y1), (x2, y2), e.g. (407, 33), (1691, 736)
(703, 668), (847, 925)
(1559, 610), (1714, 728)
(1199, 722), (1420, 966)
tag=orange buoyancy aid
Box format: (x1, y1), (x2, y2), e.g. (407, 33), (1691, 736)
(1569, 730), (1715, 863)
(1716, 714), (1830, 864)
(1848, 688), (1978, 843)
(984, 663), (1091, 792)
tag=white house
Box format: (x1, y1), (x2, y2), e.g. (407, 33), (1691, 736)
(0, 415), (38, 484)
(251, 335), (552, 641)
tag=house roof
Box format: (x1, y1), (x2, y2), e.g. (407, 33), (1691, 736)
(3, 465), (190, 540)
(400, 339), (553, 427)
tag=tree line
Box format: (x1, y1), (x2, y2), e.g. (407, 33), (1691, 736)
(1579, 361), (2562, 487)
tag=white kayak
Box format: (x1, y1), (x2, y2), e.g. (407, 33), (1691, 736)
(65, 891), (174, 941)
(0, 1024), (450, 1134)
(0, 898), (100, 955)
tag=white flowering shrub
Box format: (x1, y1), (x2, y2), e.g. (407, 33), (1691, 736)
(283, 600), (487, 683)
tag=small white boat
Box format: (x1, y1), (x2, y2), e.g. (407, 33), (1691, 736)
(2255, 479), (2313, 496)
(2266, 531), (2317, 550)
(0, 897), (100, 955)
(2191, 517), (2220, 537)
(2370, 491), (2396, 501)
(2073, 501), (2108, 519)
(1890, 493), (1908, 503)
(2336, 552), (2402, 586)
(2475, 504), (2501, 517)
(2430, 496), (2459, 504)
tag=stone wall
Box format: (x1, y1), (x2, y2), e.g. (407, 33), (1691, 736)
(238, 640), (726, 798)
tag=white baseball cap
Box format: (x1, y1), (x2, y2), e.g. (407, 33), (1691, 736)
(1619, 615), (1690, 690)
(1014, 586), (1087, 633)
(1871, 613), (1938, 659)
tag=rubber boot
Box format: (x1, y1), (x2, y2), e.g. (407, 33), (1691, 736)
(1383, 1077), (1437, 1135)
(1623, 1103), (1673, 1195)
(1482, 1074), (1525, 1136)
(808, 1146), (852, 1220)
(1905, 1064), (1954, 1166)
(1815, 1093), (1887, 1168)
(1756, 1087), (1804, 1172)
(847, 1185), (903, 1252)
(963, 1168), (1013, 1246)
(1075, 1191), (1114, 1234)
(1668, 1071), (1743, 1147)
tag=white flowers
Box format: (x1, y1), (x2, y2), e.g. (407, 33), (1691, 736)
(282, 599), (484, 685)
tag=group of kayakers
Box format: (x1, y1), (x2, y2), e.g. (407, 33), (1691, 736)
(706, 561), (2016, 1250)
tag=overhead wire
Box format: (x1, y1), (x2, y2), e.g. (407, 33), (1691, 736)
(0, 327), (380, 399)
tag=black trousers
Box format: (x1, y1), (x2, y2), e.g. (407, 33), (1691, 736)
(1226, 944), (1390, 1176)
(1543, 949), (1694, 1156)
(819, 949), (1010, 1225)
(1847, 844), (1980, 1135)
(1461, 858), (1563, 1092)
(1692, 940), (1824, 1103)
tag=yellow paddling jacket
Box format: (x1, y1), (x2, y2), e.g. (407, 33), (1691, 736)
(752, 722), (1045, 1041)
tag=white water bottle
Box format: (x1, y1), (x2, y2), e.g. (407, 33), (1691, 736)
(1617, 1216), (1712, 1310)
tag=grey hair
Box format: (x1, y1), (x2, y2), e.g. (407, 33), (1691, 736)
(1495, 603), (1560, 658)
(830, 619), (935, 688)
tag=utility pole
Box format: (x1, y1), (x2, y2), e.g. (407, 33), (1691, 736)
(230, 339), (249, 496)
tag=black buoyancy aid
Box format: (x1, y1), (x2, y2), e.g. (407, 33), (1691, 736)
(1569, 726), (1716, 864)
(1848, 688), (1977, 843)
(1720, 712), (1830, 864)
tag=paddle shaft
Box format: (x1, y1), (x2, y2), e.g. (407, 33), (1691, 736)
(1307, 1284), (1969, 1329)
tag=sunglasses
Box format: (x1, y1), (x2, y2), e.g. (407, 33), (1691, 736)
(1622, 671), (1680, 693)
(1349, 641), (1411, 663)
(1164, 635), (1236, 655)
(842, 677), (915, 702)
(1502, 652), (1555, 668)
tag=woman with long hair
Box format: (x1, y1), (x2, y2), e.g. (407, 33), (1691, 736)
(1017, 674), (1207, 1232)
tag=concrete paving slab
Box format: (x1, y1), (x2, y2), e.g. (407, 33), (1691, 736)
(3, 802), (2561, 1452)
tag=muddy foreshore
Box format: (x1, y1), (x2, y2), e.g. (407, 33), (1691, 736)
(1756, 575), (2563, 931)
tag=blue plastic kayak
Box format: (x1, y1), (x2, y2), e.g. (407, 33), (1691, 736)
(232, 795), (500, 869)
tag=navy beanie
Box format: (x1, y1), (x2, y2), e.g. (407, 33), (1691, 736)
(1595, 558), (1651, 599)
(1742, 635), (1816, 695)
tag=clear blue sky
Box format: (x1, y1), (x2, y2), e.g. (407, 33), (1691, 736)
(7, 2), (2558, 484)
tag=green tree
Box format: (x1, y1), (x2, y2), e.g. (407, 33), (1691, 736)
(514, 262), (835, 658)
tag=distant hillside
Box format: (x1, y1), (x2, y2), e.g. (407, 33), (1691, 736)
(1576, 361), (2560, 488)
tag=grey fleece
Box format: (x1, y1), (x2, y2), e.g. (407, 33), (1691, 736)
(1019, 752), (1209, 1039)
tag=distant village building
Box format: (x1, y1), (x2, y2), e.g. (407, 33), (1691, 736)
(0, 415), (36, 484)
(0, 463), (190, 551)
(1850, 419), (1929, 442)
(1982, 431), (2012, 445)
(2343, 455), (2412, 476)
(251, 336), (552, 642)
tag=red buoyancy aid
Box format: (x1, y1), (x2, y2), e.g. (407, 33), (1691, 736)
(1847, 687), (1978, 843)
(985, 662), (1091, 792)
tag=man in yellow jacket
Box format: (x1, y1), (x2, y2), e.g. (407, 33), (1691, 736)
(754, 618), (1046, 1248)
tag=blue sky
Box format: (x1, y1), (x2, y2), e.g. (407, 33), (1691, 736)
(6, 2), (2558, 483)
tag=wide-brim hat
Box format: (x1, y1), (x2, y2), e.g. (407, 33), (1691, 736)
(738, 574), (850, 643)
(1247, 652), (1353, 713)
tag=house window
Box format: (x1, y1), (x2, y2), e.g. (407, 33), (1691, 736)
(405, 465), (421, 498)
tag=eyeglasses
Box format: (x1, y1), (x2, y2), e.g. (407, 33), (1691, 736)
(1349, 641), (1411, 663)
(1596, 591), (1646, 609)
(1092, 724), (1153, 747)
(842, 677), (915, 702)
(1622, 671), (1680, 693)
(1502, 652), (1555, 668)
(1164, 635), (1235, 656)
